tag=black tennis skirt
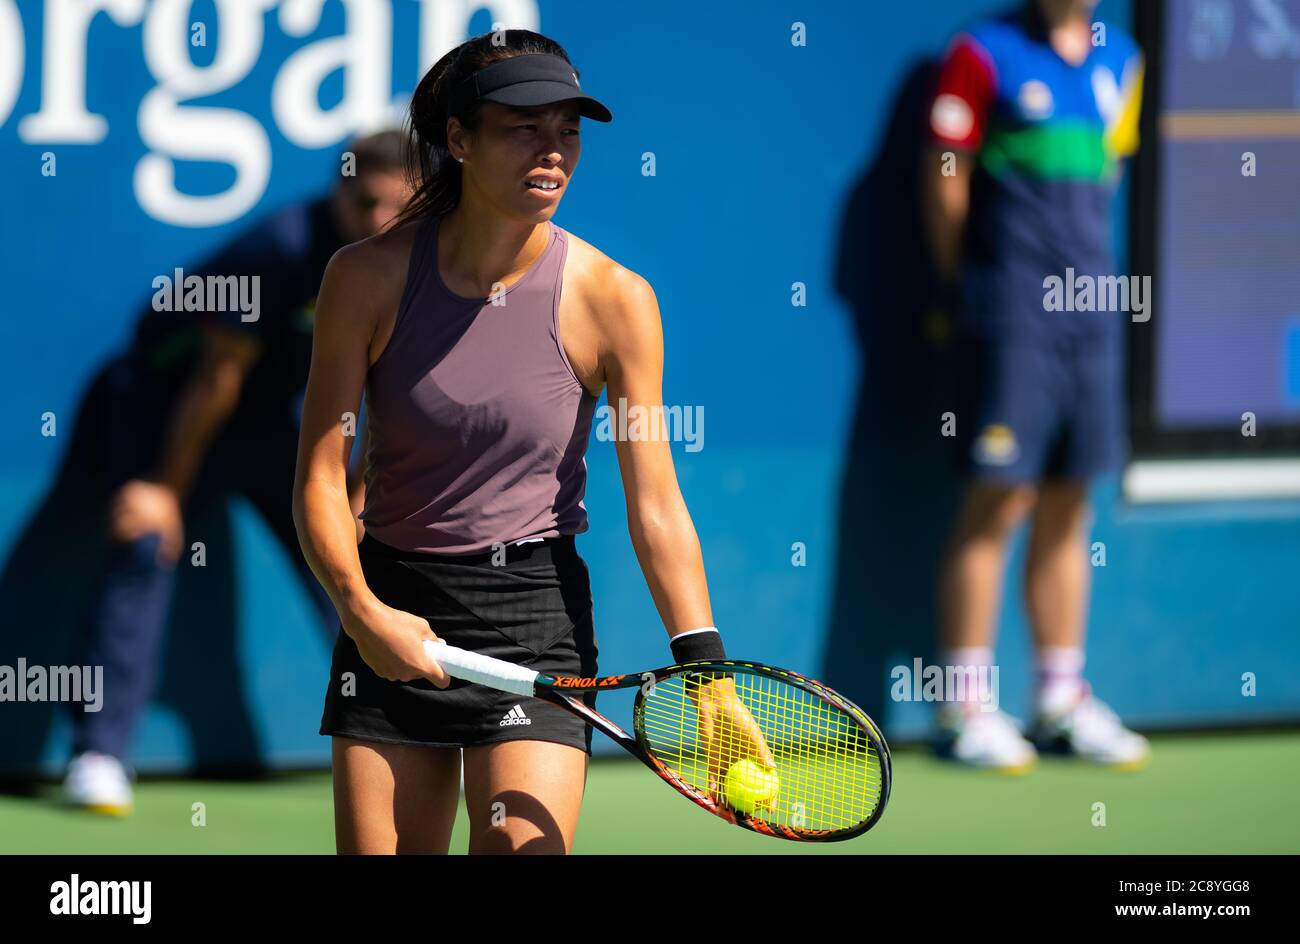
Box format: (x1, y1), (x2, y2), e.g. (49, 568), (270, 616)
(320, 532), (599, 753)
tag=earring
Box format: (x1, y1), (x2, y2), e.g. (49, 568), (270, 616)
(456, 155), (464, 164)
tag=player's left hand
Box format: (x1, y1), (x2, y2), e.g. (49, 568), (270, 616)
(692, 675), (778, 809)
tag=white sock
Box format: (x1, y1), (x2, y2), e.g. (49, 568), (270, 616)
(1036, 646), (1086, 716)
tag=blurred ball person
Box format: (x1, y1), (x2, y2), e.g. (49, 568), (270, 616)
(296, 30), (748, 854)
(63, 131), (411, 814)
(922, 0), (1149, 771)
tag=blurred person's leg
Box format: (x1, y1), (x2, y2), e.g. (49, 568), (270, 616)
(72, 533), (177, 763)
(934, 484), (1039, 772)
(64, 356), (174, 811)
(939, 482), (1037, 652)
(934, 337), (1059, 771)
(65, 354), (228, 810)
(64, 533), (178, 814)
(1025, 338), (1148, 768)
(1024, 479), (1091, 712)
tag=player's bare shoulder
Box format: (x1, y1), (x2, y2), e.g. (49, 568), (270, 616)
(328, 221), (419, 302)
(558, 230), (661, 393)
(561, 229), (660, 338)
(322, 220), (421, 361)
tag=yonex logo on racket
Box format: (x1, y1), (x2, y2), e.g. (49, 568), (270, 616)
(552, 675), (626, 688)
(552, 677), (596, 688)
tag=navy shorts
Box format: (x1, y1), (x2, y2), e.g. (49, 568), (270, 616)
(955, 332), (1127, 484)
(320, 533), (599, 753)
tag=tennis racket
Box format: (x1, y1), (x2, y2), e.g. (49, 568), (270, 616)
(424, 640), (891, 841)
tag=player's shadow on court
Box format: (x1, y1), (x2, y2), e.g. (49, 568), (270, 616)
(0, 371), (261, 782)
(822, 59), (960, 737)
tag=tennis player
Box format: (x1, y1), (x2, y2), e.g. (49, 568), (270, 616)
(61, 132), (409, 814)
(294, 30), (734, 854)
(923, 0), (1149, 771)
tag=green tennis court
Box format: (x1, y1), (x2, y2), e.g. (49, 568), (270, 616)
(2, 730), (1295, 854)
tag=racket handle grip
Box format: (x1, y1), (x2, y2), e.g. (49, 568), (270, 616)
(424, 640), (539, 697)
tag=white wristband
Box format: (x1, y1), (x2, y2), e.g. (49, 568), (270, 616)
(671, 626), (720, 640)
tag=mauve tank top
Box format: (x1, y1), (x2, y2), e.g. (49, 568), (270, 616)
(359, 216), (598, 554)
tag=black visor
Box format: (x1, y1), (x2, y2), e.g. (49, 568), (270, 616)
(450, 53), (613, 123)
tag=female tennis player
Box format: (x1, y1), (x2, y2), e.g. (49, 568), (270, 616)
(294, 30), (753, 854)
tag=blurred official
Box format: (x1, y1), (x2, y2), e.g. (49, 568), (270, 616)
(62, 131), (410, 813)
(922, 0), (1150, 771)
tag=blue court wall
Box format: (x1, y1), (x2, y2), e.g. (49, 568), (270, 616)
(0, 0), (1295, 773)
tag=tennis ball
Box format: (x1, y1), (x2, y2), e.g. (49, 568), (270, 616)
(724, 760), (780, 814)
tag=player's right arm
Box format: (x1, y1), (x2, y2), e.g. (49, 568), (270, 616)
(921, 35), (996, 284)
(292, 237), (446, 686)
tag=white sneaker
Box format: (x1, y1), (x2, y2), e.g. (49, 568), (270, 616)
(64, 751), (134, 815)
(1031, 689), (1150, 769)
(936, 708), (1037, 774)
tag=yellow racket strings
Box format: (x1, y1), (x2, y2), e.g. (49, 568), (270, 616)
(637, 670), (884, 832)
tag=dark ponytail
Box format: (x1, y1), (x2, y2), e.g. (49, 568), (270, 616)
(393, 29), (576, 227)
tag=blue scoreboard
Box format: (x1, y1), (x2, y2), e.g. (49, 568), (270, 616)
(1131, 0), (1300, 456)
